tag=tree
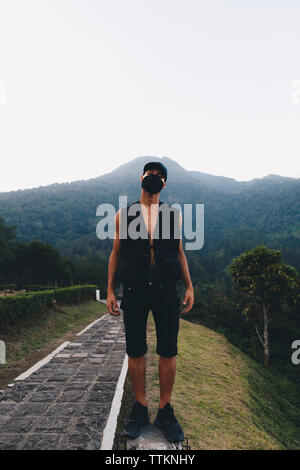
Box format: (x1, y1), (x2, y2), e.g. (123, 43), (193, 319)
(0, 216), (16, 293)
(228, 245), (299, 366)
(27, 240), (62, 286)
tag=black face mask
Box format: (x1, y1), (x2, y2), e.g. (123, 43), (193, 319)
(141, 174), (164, 194)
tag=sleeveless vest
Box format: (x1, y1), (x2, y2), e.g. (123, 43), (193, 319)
(117, 200), (182, 282)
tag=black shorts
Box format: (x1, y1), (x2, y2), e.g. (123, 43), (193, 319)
(120, 280), (181, 358)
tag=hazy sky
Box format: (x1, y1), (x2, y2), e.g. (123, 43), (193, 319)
(1, 0), (300, 192)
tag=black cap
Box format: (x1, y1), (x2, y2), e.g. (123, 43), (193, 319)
(143, 161), (168, 181)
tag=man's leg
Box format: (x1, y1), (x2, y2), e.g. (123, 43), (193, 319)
(128, 355), (147, 407)
(121, 283), (150, 408)
(158, 355), (176, 409)
(121, 284), (151, 438)
(150, 283), (180, 409)
(154, 353), (184, 442)
(123, 353), (150, 438)
(151, 284), (184, 442)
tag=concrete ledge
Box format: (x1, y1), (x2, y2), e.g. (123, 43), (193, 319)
(100, 354), (128, 450)
(125, 424), (183, 450)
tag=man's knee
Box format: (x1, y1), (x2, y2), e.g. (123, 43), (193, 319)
(157, 349), (178, 358)
(127, 348), (147, 358)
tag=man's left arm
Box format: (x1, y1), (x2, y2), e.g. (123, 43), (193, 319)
(177, 211), (194, 314)
(178, 239), (194, 313)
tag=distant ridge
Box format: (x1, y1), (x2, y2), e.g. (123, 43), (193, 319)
(0, 155), (298, 195)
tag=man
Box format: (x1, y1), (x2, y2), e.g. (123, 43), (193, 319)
(107, 161), (194, 443)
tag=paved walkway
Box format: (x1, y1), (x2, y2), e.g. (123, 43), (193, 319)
(0, 312), (126, 450)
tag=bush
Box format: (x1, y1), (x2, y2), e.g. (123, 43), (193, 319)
(0, 285), (97, 327)
(23, 284), (57, 292)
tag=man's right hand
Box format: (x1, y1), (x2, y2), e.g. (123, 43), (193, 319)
(107, 291), (120, 316)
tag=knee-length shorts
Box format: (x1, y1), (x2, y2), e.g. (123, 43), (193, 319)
(120, 280), (181, 358)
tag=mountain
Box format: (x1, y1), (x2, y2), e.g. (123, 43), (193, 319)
(0, 156), (299, 273)
(188, 170), (298, 193)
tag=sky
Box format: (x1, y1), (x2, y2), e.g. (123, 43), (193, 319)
(0, 0), (300, 192)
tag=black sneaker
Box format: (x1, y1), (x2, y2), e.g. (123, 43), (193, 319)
(154, 402), (184, 442)
(122, 400), (150, 439)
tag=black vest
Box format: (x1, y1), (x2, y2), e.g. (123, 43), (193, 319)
(117, 200), (182, 282)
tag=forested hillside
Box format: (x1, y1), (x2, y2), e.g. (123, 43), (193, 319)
(0, 156), (299, 383)
(0, 156), (299, 272)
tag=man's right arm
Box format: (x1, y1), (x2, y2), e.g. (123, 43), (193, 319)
(107, 210), (121, 316)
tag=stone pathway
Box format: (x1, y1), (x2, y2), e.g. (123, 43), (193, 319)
(0, 312), (126, 450)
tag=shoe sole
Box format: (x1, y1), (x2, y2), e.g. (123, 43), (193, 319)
(154, 418), (184, 443)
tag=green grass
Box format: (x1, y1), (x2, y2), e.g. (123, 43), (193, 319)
(145, 313), (300, 450)
(0, 300), (107, 386)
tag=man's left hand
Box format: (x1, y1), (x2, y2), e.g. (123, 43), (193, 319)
(181, 286), (194, 314)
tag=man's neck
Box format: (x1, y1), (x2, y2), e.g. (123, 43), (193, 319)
(139, 190), (160, 207)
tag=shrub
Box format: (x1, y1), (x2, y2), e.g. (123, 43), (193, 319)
(0, 285), (97, 327)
